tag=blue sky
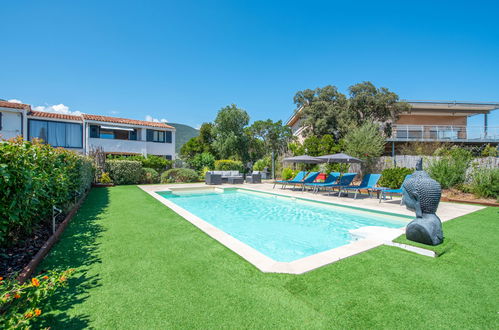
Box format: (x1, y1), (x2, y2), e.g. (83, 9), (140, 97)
(1, 0), (498, 128)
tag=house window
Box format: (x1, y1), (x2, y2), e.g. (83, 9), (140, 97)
(28, 119), (83, 148)
(147, 129), (172, 143)
(89, 125), (138, 140)
(0, 112), (2, 130)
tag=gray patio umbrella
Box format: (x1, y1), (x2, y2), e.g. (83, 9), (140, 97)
(282, 155), (322, 164)
(317, 153), (362, 163)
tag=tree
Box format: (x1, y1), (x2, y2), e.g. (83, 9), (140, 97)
(248, 119), (293, 156)
(198, 123), (215, 150)
(212, 104), (250, 161)
(180, 122), (218, 161)
(180, 136), (204, 160)
(289, 134), (341, 157)
(293, 85), (348, 139)
(344, 123), (385, 173)
(345, 82), (410, 137)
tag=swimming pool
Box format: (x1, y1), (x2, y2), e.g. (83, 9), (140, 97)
(157, 188), (408, 263)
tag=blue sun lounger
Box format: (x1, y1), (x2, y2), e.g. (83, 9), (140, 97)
(289, 172), (321, 191)
(273, 171), (307, 189)
(310, 173), (357, 194)
(374, 174), (412, 204)
(303, 172), (340, 191)
(339, 173), (382, 199)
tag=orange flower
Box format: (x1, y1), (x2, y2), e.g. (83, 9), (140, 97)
(35, 308), (42, 316)
(31, 278), (40, 287)
(25, 312), (33, 318)
(0, 277), (3, 281)
(43, 276), (49, 280)
(59, 276), (67, 282)
(14, 293), (21, 299)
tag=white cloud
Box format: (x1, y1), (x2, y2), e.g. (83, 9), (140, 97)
(109, 110), (120, 115)
(145, 115), (168, 123)
(8, 99), (23, 104)
(33, 103), (83, 116)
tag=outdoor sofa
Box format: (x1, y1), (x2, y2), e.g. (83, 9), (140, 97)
(205, 171), (244, 185)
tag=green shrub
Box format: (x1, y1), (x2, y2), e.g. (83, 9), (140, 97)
(189, 152), (215, 172)
(319, 162), (350, 174)
(0, 138), (94, 246)
(481, 144), (498, 157)
(161, 168), (199, 183)
(378, 167), (414, 189)
(105, 160), (143, 185)
(214, 159), (243, 171)
(107, 154), (172, 173)
(428, 147), (473, 189)
(0, 269), (74, 329)
(253, 157), (271, 171)
(142, 168), (160, 184)
(141, 155), (173, 173)
(469, 167), (499, 199)
(281, 168), (295, 180)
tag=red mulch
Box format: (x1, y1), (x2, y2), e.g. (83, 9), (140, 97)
(441, 189), (498, 206)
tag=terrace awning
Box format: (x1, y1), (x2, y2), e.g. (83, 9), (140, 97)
(100, 125), (135, 132)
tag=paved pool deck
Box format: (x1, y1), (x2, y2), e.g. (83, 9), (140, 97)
(139, 182), (483, 274)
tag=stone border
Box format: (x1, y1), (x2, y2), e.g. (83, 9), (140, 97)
(139, 185), (409, 274)
(16, 189), (90, 283)
(441, 197), (498, 207)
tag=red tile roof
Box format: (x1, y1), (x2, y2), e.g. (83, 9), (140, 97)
(28, 110), (83, 121)
(82, 114), (174, 129)
(4, 99), (173, 129)
(0, 100), (31, 110)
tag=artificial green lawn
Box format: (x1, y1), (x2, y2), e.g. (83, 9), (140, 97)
(39, 186), (498, 329)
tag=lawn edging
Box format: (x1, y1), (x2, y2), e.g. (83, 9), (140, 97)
(16, 189), (91, 283)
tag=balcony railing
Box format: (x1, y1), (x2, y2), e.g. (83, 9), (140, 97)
(388, 125), (499, 142)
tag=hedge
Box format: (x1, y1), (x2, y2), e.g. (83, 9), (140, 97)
(161, 168), (199, 183)
(105, 160), (143, 185)
(107, 154), (172, 173)
(142, 168), (160, 184)
(0, 138), (94, 246)
(214, 160), (243, 171)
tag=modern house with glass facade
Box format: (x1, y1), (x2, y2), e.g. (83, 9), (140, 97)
(286, 101), (499, 152)
(0, 100), (175, 159)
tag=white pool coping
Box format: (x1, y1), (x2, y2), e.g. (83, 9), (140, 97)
(139, 183), (483, 274)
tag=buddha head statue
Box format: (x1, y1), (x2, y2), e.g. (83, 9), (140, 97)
(402, 159), (442, 217)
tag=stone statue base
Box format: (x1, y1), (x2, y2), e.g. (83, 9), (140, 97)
(406, 214), (443, 246)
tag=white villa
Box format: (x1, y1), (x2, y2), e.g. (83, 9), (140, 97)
(0, 100), (175, 159)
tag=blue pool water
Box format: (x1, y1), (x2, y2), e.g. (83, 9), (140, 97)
(158, 189), (408, 262)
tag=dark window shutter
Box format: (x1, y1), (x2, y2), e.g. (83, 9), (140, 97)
(146, 129), (153, 141)
(90, 125), (99, 138)
(165, 155), (172, 160)
(129, 129), (137, 140)
(0, 112), (2, 130)
(164, 131), (172, 143)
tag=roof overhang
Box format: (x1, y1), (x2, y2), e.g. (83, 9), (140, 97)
(405, 101), (499, 116)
